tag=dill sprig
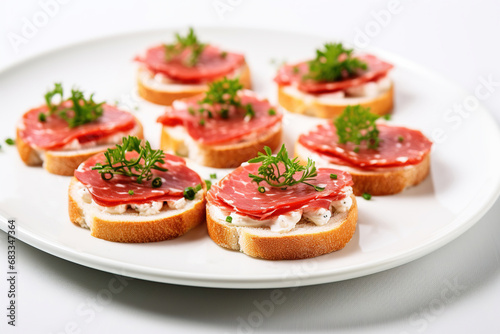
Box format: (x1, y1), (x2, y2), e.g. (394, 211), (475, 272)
(248, 144), (324, 192)
(306, 43), (367, 82)
(40, 83), (104, 128)
(91, 136), (168, 184)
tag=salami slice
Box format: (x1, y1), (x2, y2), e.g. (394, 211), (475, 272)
(74, 152), (203, 207)
(138, 45), (245, 83)
(275, 54), (393, 94)
(299, 123), (432, 168)
(19, 103), (137, 150)
(157, 91), (282, 145)
(207, 163), (352, 220)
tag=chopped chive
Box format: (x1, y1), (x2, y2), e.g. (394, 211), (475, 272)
(183, 187), (196, 200)
(244, 104), (255, 119)
(398, 136), (404, 143)
(353, 147), (360, 153)
(268, 109), (276, 116)
(38, 113), (47, 122)
(210, 173), (217, 179)
(226, 216), (232, 223)
(362, 193), (372, 200)
(258, 186), (266, 193)
(5, 138), (15, 146)
(220, 109), (229, 119)
(128, 190), (134, 195)
(152, 177), (162, 188)
(220, 51), (227, 59)
(207, 111), (213, 118)
(199, 118), (205, 126)
(195, 184), (202, 192)
(330, 173), (337, 180)
(188, 107), (195, 115)
(205, 180), (212, 191)
(292, 66), (299, 74)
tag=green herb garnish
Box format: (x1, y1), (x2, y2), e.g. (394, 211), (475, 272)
(152, 177), (162, 188)
(5, 138), (15, 146)
(362, 193), (372, 200)
(91, 136), (168, 184)
(398, 136), (404, 143)
(205, 180), (212, 191)
(244, 104), (255, 119)
(128, 190), (134, 195)
(183, 183), (202, 200)
(226, 216), (232, 223)
(220, 51), (227, 59)
(41, 83), (104, 128)
(196, 77), (255, 120)
(330, 174), (337, 180)
(334, 105), (380, 150)
(306, 43), (367, 82)
(210, 173), (217, 179)
(164, 27), (206, 67)
(248, 144), (324, 192)
(268, 109), (276, 116)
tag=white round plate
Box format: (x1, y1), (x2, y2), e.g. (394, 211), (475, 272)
(1, 27), (499, 289)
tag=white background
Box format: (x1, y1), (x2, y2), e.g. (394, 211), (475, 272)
(1, 0), (500, 333)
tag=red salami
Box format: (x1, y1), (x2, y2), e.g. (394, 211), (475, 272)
(275, 54), (393, 94)
(299, 123), (432, 168)
(157, 91), (282, 145)
(137, 45), (245, 83)
(207, 163), (353, 220)
(19, 103), (137, 150)
(74, 152), (203, 207)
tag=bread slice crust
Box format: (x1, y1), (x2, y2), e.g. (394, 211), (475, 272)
(137, 63), (252, 106)
(160, 124), (282, 168)
(206, 195), (358, 260)
(295, 141), (430, 196)
(278, 83), (394, 118)
(16, 120), (143, 176)
(68, 177), (206, 243)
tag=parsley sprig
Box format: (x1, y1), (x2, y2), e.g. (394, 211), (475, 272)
(164, 27), (206, 67)
(40, 83), (104, 128)
(334, 105), (380, 150)
(91, 136), (168, 184)
(306, 43), (367, 82)
(248, 144), (324, 192)
(196, 77), (255, 122)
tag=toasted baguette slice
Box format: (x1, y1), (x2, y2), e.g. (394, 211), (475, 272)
(207, 195), (357, 260)
(278, 82), (393, 118)
(68, 178), (206, 243)
(16, 122), (143, 176)
(160, 123), (282, 168)
(137, 63), (252, 106)
(295, 141), (430, 196)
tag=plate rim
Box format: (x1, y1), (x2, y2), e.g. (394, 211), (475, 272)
(1, 26), (500, 289)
